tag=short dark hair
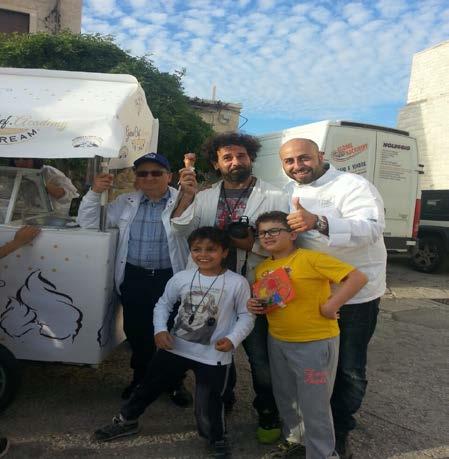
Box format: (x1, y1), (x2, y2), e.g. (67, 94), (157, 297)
(202, 132), (261, 166)
(188, 226), (230, 250)
(255, 211), (289, 230)
(8, 158), (44, 169)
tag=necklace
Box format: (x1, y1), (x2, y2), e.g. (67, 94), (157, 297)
(221, 177), (255, 224)
(188, 269), (226, 325)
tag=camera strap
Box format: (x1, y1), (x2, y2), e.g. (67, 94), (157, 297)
(188, 268), (226, 325)
(221, 177), (255, 223)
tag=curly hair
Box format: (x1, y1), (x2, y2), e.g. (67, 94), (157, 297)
(202, 132), (261, 165)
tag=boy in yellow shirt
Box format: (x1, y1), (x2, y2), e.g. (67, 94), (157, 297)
(247, 211), (367, 459)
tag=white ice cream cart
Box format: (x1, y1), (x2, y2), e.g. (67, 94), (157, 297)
(0, 67), (159, 411)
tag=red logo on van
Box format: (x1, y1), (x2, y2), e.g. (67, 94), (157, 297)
(331, 143), (368, 162)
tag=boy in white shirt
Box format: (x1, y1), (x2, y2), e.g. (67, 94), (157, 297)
(94, 227), (254, 457)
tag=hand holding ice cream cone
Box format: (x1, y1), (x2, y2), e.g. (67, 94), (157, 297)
(183, 152), (196, 170)
(178, 152), (198, 198)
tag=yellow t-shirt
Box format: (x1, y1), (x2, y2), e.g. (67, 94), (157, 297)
(254, 248), (354, 342)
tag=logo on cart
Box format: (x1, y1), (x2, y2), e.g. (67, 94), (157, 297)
(72, 136), (103, 148)
(0, 115), (67, 145)
(0, 270), (83, 342)
(331, 143), (368, 162)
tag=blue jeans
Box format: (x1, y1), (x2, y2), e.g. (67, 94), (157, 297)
(242, 314), (278, 416)
(331, 298), (380, 433)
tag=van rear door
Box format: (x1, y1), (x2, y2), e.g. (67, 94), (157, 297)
(373, 133), (419, 249)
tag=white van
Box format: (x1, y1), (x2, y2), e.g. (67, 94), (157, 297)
(253, 120), (422, 252)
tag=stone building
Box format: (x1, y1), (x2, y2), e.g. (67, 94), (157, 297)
(189, 97), (243, 133)
(0, 0), (82, 34)
(398, 39), (449, 190)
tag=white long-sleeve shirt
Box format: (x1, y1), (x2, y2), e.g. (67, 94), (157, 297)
(153, 269), (254, 366)
(285, 165), (387, 303)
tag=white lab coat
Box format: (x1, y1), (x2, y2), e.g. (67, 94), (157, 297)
(77, 187), (189, 294)
(171, 178), (288, 282)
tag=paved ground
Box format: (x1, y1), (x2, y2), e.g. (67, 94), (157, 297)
(1, 254), (448, 458)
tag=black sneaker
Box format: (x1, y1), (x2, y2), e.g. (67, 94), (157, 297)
(256, 410), (281, 444)
(94, 415), (139, 442)
(335, 432), (353, 459)
(211, 438), (231, 458)
(0, 437), (9, 458)
(267, 440), (306, 458)
(168, 383), (193, 407)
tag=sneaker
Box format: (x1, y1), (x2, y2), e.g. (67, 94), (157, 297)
(94, 414), (139, 442)
(256, 410), (281, 444)
(211, 438), (231, 458)
(335, 431), (353, 459)
(0, 437), (9, 458)
(168, 383), (193, 407)
(267, 440), (306, 458)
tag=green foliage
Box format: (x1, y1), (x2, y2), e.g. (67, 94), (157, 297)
(0, 32), (214, 176)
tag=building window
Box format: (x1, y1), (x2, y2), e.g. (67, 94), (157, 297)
(0, 8), (30, 33)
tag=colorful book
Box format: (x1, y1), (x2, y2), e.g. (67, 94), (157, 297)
(252, 267), (296, 313)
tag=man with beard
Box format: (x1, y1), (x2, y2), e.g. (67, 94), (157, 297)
(171, 132), (288, 444)
(279, 138), (387, 459)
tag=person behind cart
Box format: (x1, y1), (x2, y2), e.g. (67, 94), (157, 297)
(76, 153), (192, 406)
(0, 224), (41, 457)
(9, 158), (79, 216)
(94, 226), (255, 458)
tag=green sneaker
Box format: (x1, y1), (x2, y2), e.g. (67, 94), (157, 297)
(256, 410), (281, 444)
(268, 440), (306, 458)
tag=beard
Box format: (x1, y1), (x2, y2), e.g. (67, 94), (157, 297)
(221, 165), (252, 183)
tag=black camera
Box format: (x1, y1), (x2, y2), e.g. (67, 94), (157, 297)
(227, 216), (252, 239)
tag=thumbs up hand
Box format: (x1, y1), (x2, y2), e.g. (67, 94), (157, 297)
(287, 197), (319, 233)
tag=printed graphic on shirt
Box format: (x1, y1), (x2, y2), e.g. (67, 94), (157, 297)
(215, 193), (250, 229)
(173, 288), (221, 345)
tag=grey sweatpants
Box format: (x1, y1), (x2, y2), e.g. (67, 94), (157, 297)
(268, 335), (340, 459)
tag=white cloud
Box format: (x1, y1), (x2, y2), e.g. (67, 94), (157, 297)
(82, 0), (449, 130)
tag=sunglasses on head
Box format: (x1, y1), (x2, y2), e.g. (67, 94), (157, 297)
(135, 170), (167, 178)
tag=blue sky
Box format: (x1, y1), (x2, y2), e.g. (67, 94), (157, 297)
(82, 0), (449, 135)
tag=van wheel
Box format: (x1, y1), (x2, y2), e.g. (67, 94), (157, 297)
(411, 236), (445, 273)
(0, 345), (20, 412)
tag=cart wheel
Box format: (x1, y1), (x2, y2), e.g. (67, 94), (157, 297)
(0, 344), (20, 413)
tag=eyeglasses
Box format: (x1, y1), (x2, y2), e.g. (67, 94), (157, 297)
(256, 228), (291, 238)
(135, 170), (167, 178)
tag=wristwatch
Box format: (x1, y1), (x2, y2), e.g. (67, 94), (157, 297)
(314, 215), (329, 234)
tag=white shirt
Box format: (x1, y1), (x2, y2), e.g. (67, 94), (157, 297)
(284, 165), (387, 303)
(153, 269), (254, 366)
(42, 165), (79, 216)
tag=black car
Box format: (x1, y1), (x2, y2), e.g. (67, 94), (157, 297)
(411, 190), (449, 273)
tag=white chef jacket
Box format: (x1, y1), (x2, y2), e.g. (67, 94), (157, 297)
(284, 165), (387, 304)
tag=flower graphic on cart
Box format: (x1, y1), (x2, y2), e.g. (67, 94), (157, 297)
(0, 270), (82, 341)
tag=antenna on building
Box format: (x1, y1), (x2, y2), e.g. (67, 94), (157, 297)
(212, 84), (216, 101)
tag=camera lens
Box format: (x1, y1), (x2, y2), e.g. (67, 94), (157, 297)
(228, 222), (249, 239)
